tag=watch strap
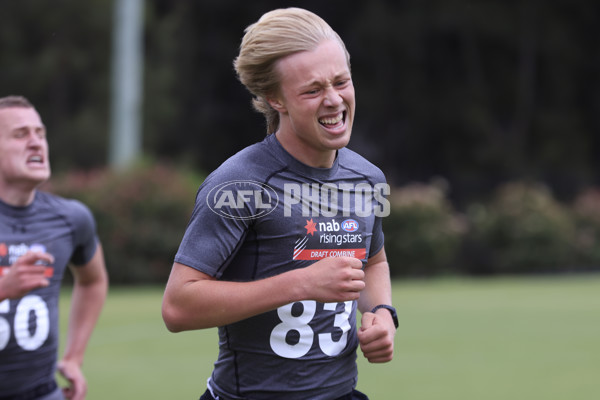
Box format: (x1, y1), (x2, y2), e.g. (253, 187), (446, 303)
(371, 304), (398, 329)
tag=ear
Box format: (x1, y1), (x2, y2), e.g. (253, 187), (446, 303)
(267, 96), (286, 113)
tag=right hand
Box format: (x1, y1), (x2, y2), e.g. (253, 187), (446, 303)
(0, 251), (54, 299)
(301, 256), (365, 303)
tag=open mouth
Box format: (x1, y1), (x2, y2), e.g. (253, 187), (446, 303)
(318, 111), (346, 129)
(27, 155), (44, 164)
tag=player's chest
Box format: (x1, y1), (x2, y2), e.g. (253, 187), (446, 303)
(0, 214), (74, 278)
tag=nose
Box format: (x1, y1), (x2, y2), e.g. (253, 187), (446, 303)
(28, 136), (42, 148)
(27, 130), (46, 148)
(323, 87), (343, 107)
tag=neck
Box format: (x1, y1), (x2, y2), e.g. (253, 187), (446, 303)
(274, 131), (337, 169)
(0, 184), (37, 207)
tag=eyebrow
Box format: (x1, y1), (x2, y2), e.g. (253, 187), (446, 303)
(300, 72), (352, 90)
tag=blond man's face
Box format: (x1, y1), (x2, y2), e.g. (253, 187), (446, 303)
(272, 39), (355, 167)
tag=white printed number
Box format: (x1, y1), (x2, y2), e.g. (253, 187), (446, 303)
(270, 301), (352, 359)
(0, 295), (50, 351)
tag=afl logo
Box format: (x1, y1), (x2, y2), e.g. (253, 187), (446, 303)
(341, 219), (359, 232)
(207, 180), (279, 220)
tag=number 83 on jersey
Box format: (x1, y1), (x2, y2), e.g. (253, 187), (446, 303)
(270, 300), (353, 359)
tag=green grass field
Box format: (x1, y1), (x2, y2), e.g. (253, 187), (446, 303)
(59, 275), (600, 399)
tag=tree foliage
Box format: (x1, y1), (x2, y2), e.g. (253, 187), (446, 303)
(1, 0), (599, 205)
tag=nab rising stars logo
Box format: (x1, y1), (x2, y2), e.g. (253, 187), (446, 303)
(293, 218), (365, 260)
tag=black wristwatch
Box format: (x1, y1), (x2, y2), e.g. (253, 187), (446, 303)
(371, 304), (398, 329)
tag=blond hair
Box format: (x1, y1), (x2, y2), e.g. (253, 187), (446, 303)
(234, 8), (350, 134)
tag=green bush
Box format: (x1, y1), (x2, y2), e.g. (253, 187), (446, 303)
(571, 188), (600, 269)
(45, 166), (600, 280)
(384, 181), (466, 276)
(465, 182), (575, 274)
(45, 163), (203, 284)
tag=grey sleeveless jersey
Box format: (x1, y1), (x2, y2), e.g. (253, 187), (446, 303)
(0, 191), (98, 396)
(175, 134), (387, 399)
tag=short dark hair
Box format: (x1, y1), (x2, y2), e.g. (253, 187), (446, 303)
(0, 95), (34, 110)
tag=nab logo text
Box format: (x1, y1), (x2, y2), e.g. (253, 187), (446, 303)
(207, 180), (279, 220)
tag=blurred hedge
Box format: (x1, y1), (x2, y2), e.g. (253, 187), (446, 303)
(45, 163), (203, 284)
(384, 181), (466, 276)
(572, 188), (600, 269)
(45, 165), (600, 283)
(386, 180), (600, 277)
(463, 182), (575, 275)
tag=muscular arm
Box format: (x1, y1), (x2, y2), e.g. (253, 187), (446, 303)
(59, 244), (108, 400)
(162, 256), (365, 332)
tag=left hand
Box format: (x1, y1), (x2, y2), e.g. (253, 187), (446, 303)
(357, 310), (395, 363)
(57, 359), (87, 400)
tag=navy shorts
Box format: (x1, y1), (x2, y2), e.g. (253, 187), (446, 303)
(199, 388), (369, 400)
